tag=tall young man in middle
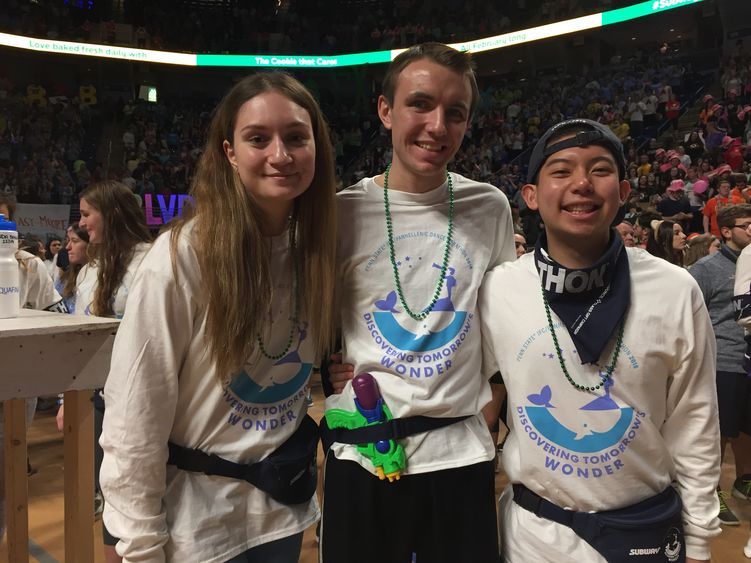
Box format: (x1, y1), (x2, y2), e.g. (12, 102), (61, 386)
(321, 42), (516, 563)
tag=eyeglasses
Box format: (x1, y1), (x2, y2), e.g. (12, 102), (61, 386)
(732, 223), (751, 231)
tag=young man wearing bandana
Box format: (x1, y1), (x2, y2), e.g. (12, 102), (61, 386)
(479, 118), (721, 563)
(320, 43), (516, 563)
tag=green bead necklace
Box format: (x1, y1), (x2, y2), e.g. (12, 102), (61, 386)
(383, 163), (454, 321)
(541, 287), (624, 393)
(256, 220), (299, 360)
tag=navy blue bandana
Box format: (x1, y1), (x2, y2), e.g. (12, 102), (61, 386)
(534, 231), (630, 364)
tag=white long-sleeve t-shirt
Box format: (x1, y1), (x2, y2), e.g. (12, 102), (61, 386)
(75, 242), (151, 318)
(100, 226), (318, 563)
(480, 248), (721, 561)
(327, 173), (516, 474)
(17, 249), (64, 311)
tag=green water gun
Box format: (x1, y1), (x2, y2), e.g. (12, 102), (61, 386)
(325, 372), (406, 481)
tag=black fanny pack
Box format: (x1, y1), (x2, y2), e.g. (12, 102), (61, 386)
(168, 414), (319, 505)
(513, 484), (685, 562)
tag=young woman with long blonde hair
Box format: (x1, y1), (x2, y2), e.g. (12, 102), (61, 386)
(99, 72), (337, 562)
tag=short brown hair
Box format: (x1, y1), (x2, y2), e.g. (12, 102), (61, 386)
(381, 42), (479, 121)
(717, 203), (751, 231)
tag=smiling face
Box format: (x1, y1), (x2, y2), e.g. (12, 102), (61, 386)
(522, 141), (630, 266)
(78, 197), (104, 244)
(223, 90), (315, 225)
(378, 58), (472, 191)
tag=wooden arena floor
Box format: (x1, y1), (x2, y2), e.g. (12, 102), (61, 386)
(2, 383), (748, 562)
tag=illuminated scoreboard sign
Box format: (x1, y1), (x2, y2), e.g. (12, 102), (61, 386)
(0, 0), (704, 68)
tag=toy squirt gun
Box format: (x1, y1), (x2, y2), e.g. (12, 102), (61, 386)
(325, 373), (406, 482)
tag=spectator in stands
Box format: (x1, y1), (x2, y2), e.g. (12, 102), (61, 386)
(685, 130), (706, 164)
(54, 225), (88, 315)
(615, 221), (636, 247)
(690, 203), (751, 526)
(514, 232), (527, 257)
(642, 89), (659, 128)
(19, 235), (46, 260)
(689, 179), (709, 233)
(44, 236), (62, 276)
(722, 136), (746, 172)
(684, 233), (720, 267)
(731, 173), (749, 201)
(657, 180), (693, 232)
(704, 179), (744, 237)
(665, 91), (681, 130)
(634, 212), (659, 249)
(705, 118), (727, 159)
(628, 95), (646, 138)
(677, 145), (692, 169)
(636, 155), (652, 178)
(647, 219), (686, 267)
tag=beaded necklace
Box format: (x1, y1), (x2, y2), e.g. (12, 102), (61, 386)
(541, 287), (624, 393)
(256, 220), (299, 360)
(383, 163), (454, 321)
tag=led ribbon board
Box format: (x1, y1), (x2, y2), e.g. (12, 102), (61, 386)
(0, 0), (703, 68)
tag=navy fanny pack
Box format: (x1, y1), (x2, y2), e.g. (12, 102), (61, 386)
(513, 484), (685, 562)
(168, 414), (319, 505)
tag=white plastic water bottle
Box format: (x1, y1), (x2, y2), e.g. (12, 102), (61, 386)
(0, 214), (19, 319)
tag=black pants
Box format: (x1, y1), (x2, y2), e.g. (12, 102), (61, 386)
(321, 454), (499, 563)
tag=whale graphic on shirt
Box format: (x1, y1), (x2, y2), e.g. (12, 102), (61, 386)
(227, 323), (312, 404)
(527, 379), (623, 440)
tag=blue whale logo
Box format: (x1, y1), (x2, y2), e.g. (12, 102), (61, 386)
(373, 311), (468, 352)
(229, 363), (312, 404)
(525, 406), (634, 453)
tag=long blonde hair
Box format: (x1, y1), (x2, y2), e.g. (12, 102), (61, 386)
(170, 72), (337, 382)
(684, 233), (718, 267)
(80, 181), (152, 317)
